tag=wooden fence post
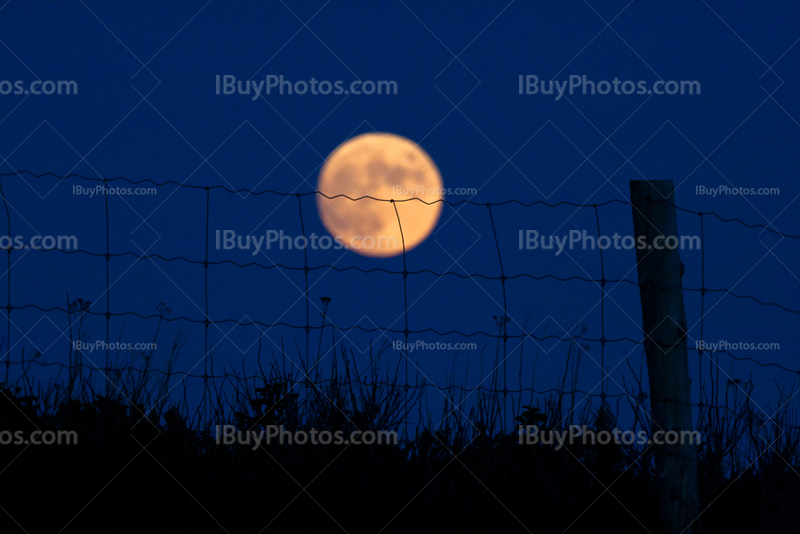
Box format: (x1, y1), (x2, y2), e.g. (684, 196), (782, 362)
(630, 180), (700, 534)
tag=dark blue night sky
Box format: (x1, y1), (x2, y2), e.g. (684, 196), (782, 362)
(1, 1), (799, 432)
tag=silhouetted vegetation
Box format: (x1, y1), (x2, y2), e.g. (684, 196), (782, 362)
(1, 307), (798, 533)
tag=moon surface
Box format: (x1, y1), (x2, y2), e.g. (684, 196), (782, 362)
(316, 133), (443, 258)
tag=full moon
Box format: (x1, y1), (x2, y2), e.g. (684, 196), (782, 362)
(316, 133), (443, 258)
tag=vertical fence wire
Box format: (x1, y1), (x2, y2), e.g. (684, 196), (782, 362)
(594, 205), (606, 399)
(392, 200), (410, 440)
(594, 203), (609, 534)
(699, 212), (705, 399)
(204, 187), (210, 426)
(104, 179), (110, 395)
(297, 194), (310, 370)
(487, 203), (510, 507)
(487, 204), (508, 431)
(0, 179), (9, 386)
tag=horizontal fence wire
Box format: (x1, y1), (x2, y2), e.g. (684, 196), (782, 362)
(4, 343), (796, 376)
(11, 247), (800, 315)
(5, 170), (800, 237)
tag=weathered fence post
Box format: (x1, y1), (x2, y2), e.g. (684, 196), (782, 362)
(630, 180), (700, 534)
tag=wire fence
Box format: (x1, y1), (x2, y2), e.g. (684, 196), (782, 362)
(1, 170), (798, 437)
